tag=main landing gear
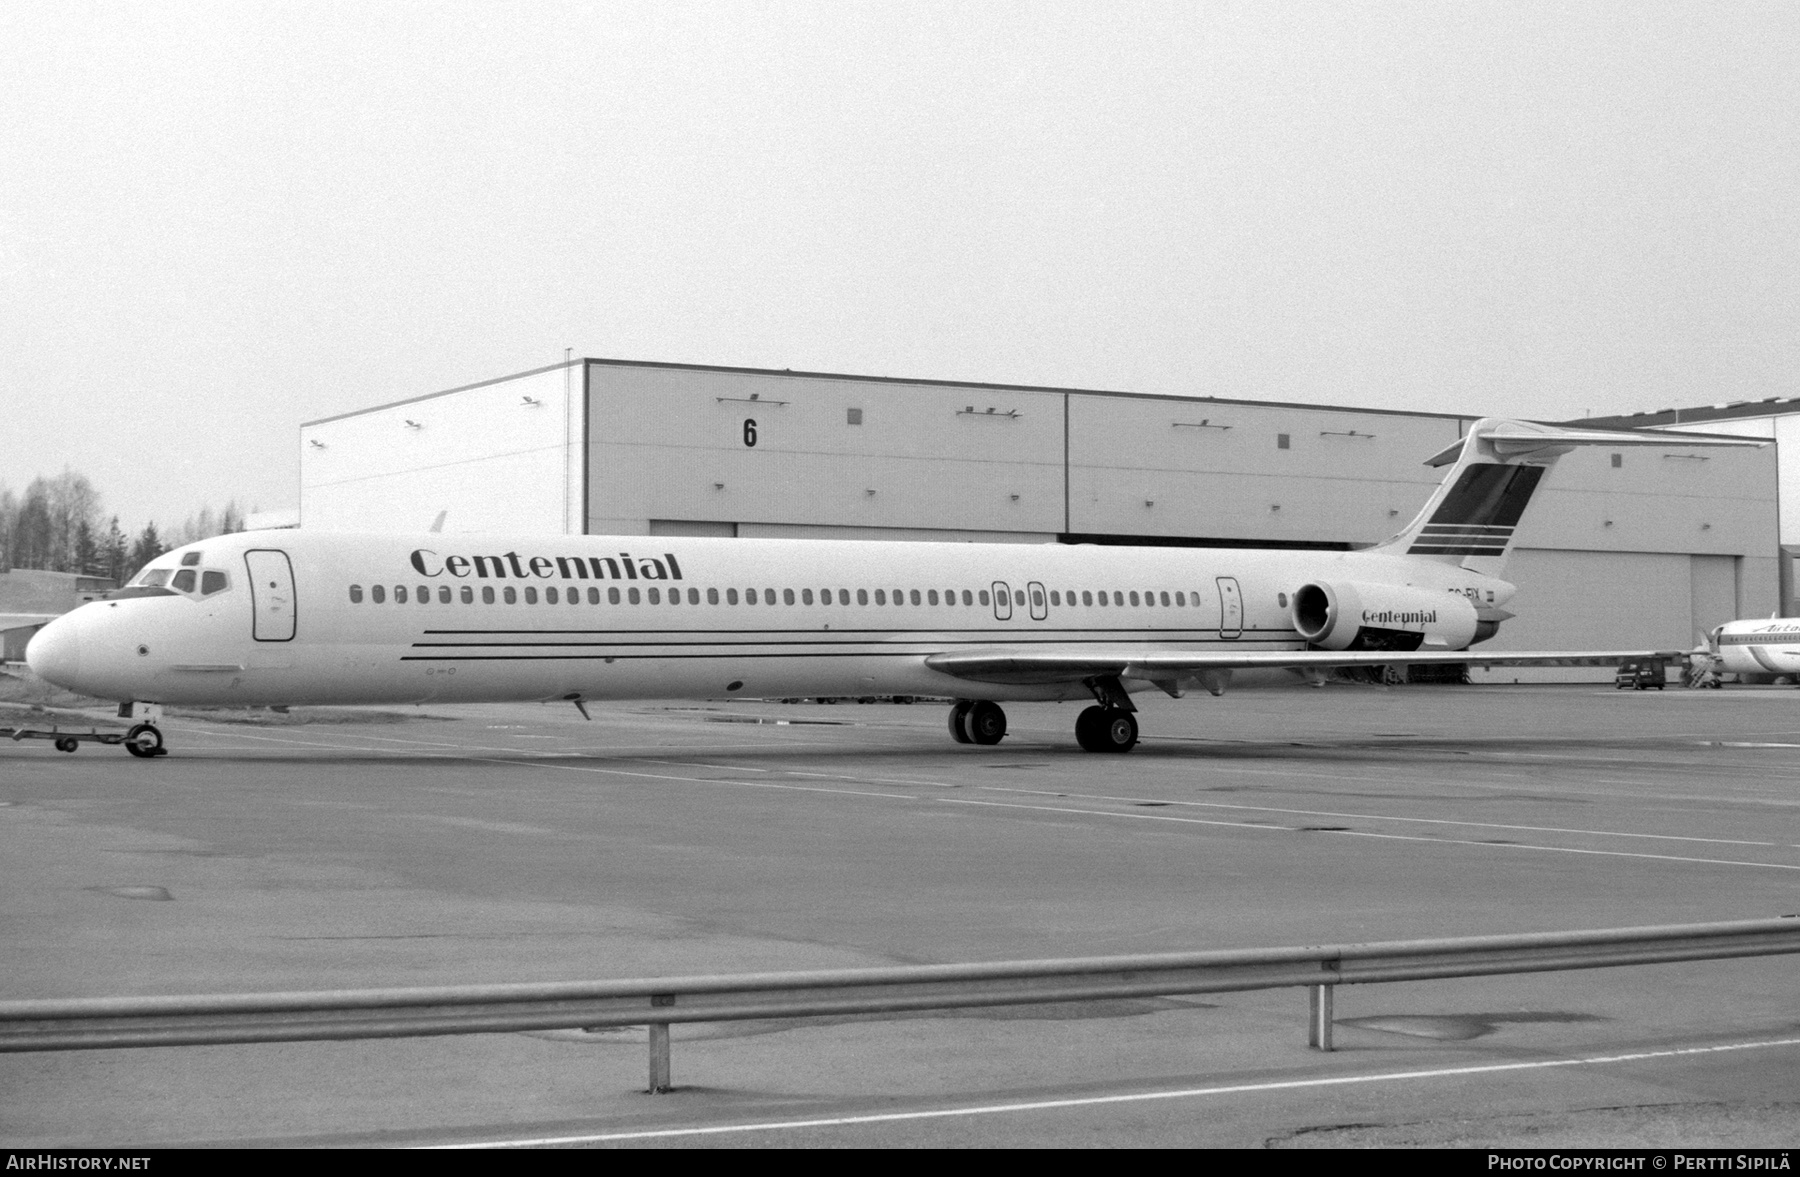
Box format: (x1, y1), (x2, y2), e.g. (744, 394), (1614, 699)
(948, 700), (1007, 745)
(1074, 706), (1137, 753)
(947, 677), (1142, 754)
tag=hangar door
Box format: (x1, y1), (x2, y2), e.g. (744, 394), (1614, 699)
(1689, 556), (1740, 638)
(1488, 549), (1691, 682)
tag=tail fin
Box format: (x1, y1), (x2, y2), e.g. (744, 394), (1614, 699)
(1372, 418), (1758, 578)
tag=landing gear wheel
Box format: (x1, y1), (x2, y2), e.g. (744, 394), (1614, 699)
(1075, 706), (1138, 753)
(948, 701), (974, 744)
(965, 701), (1007, 746)
(54, 737), (78, 753)
(124, 724), (164, 759)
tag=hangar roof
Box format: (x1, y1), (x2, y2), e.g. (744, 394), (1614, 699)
(304, 357), (1480, 429)
(1577, 397), (1800, 430)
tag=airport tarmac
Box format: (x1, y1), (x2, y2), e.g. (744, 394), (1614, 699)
(1, 683), (1797, 1148)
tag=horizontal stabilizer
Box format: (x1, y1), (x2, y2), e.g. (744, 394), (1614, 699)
(1423, 420), (1762, 467)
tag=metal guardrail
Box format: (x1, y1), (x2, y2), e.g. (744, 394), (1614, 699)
(2, 917), (1795, 1093)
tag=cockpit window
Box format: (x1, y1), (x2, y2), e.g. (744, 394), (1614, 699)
(171, 569), (197, 593)
(180, 551), (202, 567)
(140, 569), (172, 588)
(201, 570), (228, 595)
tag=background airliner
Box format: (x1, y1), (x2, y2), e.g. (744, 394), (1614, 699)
(25, 419), (1750, 757)
(1704, 617), (1800, 681)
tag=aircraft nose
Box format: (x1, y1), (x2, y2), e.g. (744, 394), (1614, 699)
(25, 616), (82, 687)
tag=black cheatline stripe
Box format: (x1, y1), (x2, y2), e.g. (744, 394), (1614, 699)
(399, 648), (1308, 663)
(1407, 545), (1509, 556)
(1420, 526), (1515, 536)
(408, 632), (1243, 649)
(412, 633), (1288, 640)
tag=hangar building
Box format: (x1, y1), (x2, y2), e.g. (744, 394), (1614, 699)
(299, 359), (1778, 680)
(1585, 398), (1800, 613)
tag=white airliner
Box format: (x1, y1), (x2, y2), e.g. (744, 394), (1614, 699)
(1705, 618), (1800, 680)
(25, 418), (1752, 757)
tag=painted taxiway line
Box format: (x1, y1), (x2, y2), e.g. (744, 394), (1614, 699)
(979, 786), (1787, 847)
(163, 726), (1800, 865)
(434, 1035), (1800, 1148)
(940, 798), (1800, 871)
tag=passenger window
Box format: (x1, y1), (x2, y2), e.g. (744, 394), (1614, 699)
(1098, 592), (1109, 607)
(609, 587), (622, 604)
(439, 586), (452, 603)
(502, 587), (515, 604)
(928, 590), (939, 605)
(627, 587), (640, 604)
(484, 587), (497, 604)
(962, 590), (974, 606)
(1175, 592), (1185, 606)
(784, 588), (795, 605)
(589, 587), (601, 604)
(547, 587), (559, 604)
(1082, 591), (1092, 605)
(979, 590), (989, 605)
(1014, 590), (1025, 606)
(765, 587), (776, 603)
(370, 583), (384, 604)
(726, 588), (738, 604)
(1048, 591), (1058, 606)
(349, 584), (363, 603)
(171, 569), (197, 593)
(460, 586), (473, 603)
(746, 588), (758, 604)
(857, 589), (869, 605)
(648, 587), (660, 604)
(1032, 588), (1043, 607)
(1160, 592), (1171, 606)
(1129, 592), (1140, 606)
(874, 589), (886, 605)
(525, 587), (539, 604)
(395, 585), (408, 603)
(910, 590), (921, 605)
(416, 585), (428, 603)
(201, 570), (228, 595)
(180, 551), (201, 567)
(707, 587), (719, 604)
(802, 588), (814, 605)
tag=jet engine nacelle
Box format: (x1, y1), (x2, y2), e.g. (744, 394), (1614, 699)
(1291, 581), (1480, 652)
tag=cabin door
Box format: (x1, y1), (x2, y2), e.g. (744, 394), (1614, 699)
(991, 581), (1013, 621)
(1216, 576), (1243, 639)
(245, 549), (297, 642)
(1027, 581), (1048, 621)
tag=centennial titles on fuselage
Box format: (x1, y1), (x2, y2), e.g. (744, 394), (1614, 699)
(409, 549), (685, 583)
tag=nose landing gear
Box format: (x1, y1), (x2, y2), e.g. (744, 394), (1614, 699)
(124, 724), (167, 758)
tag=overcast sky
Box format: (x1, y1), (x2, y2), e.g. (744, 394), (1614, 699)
(3, 2), (1796, 532)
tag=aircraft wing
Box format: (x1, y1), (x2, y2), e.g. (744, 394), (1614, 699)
(923, 646), (1687, 687)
